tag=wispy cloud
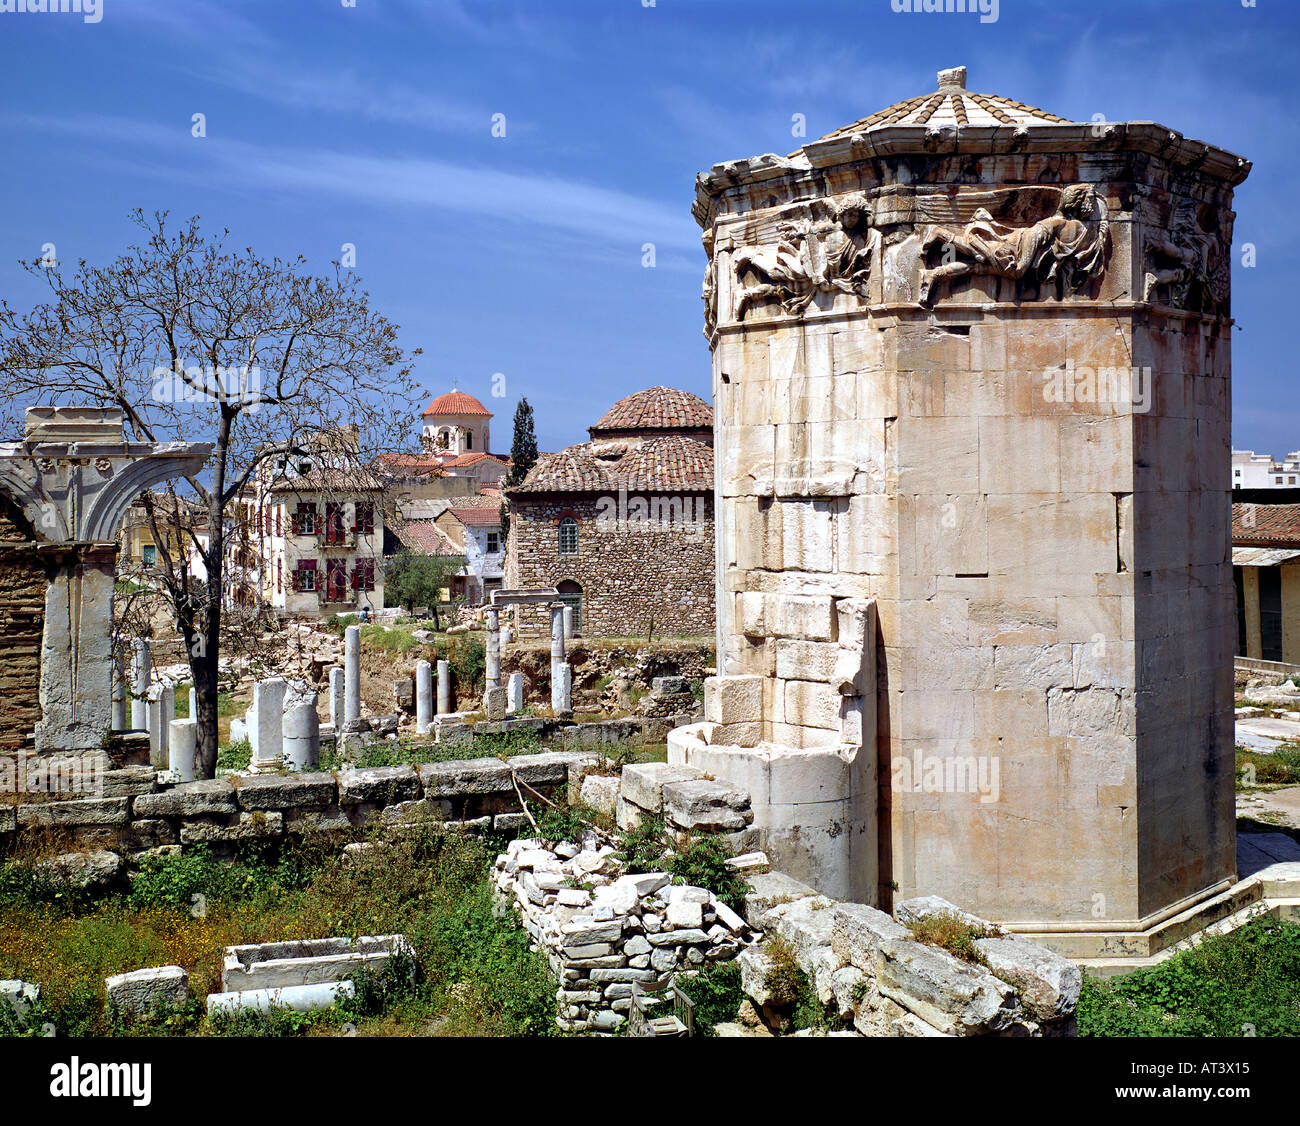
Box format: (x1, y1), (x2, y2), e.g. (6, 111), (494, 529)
(7, 112), (698, 251)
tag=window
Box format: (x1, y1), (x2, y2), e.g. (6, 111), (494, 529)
(352, 558), (376, 592)
(325, 502), (346, 544)
(1277, 477), (1284, 484)
(354, 501), (374, 536)
(465, 431), (473, 450)
(558, 580), (582, 632)
(293, 503), (316, 536)
(327, 559), (348, 601)
(486, 531), (500, 553)
(558, 516), (578, 555)
(141, 544), (157, 566)
(275, 505), (283, 537)
(292, 560), (318, 592)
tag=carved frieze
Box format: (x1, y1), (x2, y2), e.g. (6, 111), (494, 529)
(917, 184), (1110, 304)
(1142, 197), (1230, 316)
(730, 193), (875, 323)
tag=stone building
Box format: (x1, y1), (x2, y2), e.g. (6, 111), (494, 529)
(505, 387), (715, 638)
(434, 496), (506, 603)
(670, 66), (1249, 950)
(1232, 502), (1300, 663)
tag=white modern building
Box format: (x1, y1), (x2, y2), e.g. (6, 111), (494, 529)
(1232, 449), (1300, 490)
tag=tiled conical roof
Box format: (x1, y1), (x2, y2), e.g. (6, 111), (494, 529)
(817, 66), (1072, 141)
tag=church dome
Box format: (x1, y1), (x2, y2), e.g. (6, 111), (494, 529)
(421, 390), (492, 418)
(588, 386), (712, 437)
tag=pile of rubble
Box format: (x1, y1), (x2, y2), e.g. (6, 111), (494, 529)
(493, 836), (756, 1033)
(735, 876), (1081, 1037)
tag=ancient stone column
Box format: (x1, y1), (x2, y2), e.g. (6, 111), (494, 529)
(551, 662), (572, 717)
(328, 667), (345, 729)
(437, 659), (451, 714)
(281, 682), (320, 771)
(147, 681), (174, 771)
(168, 718), (197, 783)
(249, 677), (288, 773)
(111, 649), (128, 732)
(549, 603), (565, 708)
(485, 607), (501, 690)
(415, 660), (433, 734)
(188, 686), (197, 723)
(507, 672), (524, 714)
(562, 605), (574, 641)
(343, 626), (361, 725)
(130, 639), (150, 731)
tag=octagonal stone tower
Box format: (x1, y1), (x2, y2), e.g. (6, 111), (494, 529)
(670, 67), (1250, 941)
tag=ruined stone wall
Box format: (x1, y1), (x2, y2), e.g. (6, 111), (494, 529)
(506, 493), (714, 639)
(0, 497), (46, 751)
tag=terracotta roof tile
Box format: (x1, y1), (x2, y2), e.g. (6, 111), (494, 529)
(421, 391), (492, 417)
(1233, 502), (1300, 547)
(588, 387), (712, 435)
(389, 518), (463, 557)
(509, 434), (713, 494)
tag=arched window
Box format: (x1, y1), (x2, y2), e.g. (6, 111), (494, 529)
(465, 430), (473, 450)
(557, 516), (578, 555)
(557, 580), (582, 633)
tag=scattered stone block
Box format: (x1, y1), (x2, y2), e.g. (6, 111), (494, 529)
(105, 965), (188, 1023)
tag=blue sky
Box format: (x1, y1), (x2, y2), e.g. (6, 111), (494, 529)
(0, 0), (1295, 455)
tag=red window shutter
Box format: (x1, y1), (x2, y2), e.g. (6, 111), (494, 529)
(275, 505), (282, 537)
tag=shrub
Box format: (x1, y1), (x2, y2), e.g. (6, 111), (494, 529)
(904, 910), (1001, 966)
(217, 737), (252, 772)
(1079, 916), (1300, 1037)
(675, 959), (744, 1036)
(666, 834), (751, 912)
(615, 815), (670, 873)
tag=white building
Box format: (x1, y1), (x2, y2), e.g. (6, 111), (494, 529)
(256, 431), (385, 618)
(1232, 449), (1300, 490)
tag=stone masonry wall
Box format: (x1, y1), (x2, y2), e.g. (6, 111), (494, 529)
(507, 493), (714, 639)
(0, 750), (604, 856)
(0, 497), (47, 751)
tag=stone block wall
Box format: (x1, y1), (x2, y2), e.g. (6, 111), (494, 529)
(506, 493), (714, 638)
(0, 751), (604, 856)
(0, 497), (47, 751)
(492, 838), (754, 1034)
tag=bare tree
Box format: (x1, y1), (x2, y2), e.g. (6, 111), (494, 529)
(0, 211), (422, 777)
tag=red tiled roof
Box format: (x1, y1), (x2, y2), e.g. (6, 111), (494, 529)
(444, 451), (508, 468)
(389, 518), (463, 557)
(509, 434), (713, 494)
(1233, 502), (1300, 546)
(376, 452), (444, 477)
(448, 505), (503, 527)
(588, 387), (712, 435)
(421, 391), (492, 418)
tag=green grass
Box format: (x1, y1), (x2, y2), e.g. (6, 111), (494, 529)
(1079, 915), (1300, 1037)
(0, 825), (556, 1038)
(1236, 741), (1300, 789)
